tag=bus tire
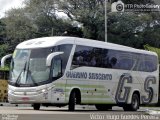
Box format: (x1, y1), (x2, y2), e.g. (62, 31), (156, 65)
(68, 91), (76, 111)
(33, 103), (40, 110)
(95, 105), (112, 111)
(123, 93), (140, 111)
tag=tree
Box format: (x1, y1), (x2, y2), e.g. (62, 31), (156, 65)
(1, 0), (160, 52)
(0, 44), (9, 59)
(107, 0), (160, 48)
(57, 0), (105, 41)
(117, 0), (154, 4)
(24, 0), (82, 37)
(3, 8), (37, 50)
(0, 20), (10, 59)
(2, 0), (83, 52)
(107, 12), (160, 48)
(0, 20), (7, 44)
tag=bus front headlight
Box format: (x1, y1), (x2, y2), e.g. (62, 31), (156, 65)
(8, 90), (14, 94)
(42, 89), (47, 93)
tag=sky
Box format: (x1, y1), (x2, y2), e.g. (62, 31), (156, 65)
(0, 0), (24, 18)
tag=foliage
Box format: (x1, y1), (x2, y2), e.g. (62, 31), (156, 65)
(3, 8), (37, 49)
(0, 44), (9, 59)
(108, 12), (142, 48)
(0, 20), (6, 42)
(1, 0), (83, 56)
(120, 0), (154, 4)
(108, 12), (160, 48)
(57, 0), (105, 41)
(0, 0), (160, 59)
(0, 66), (9, 71)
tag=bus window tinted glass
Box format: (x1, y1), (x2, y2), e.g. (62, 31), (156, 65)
(72, 45), (157, 72)
(59, 44), (73, 74)
(116, 58), (134, 70)
(72, 46), (108, 68)
(72, 46), (94, 67)
(138, 60), (157, 72)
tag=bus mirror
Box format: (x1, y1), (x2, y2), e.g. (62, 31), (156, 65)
(1, 54), (12, 68)
(46, 52), (64, 66)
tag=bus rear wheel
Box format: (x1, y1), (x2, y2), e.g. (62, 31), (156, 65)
(95, 105), (112, 111)
(68, 92), (76, 111)
(33, 103), (40, 110)
(123, 93), (140, 111)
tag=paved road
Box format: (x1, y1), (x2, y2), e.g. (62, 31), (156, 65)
(0, 105), (159, 120)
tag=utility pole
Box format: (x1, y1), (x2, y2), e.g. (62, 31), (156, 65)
(51, 28), (54, 36)
(105, 0), (107, 42)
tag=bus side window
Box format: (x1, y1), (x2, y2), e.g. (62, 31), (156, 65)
(71, 46), (91, 68)
(138, 60), (156, 72)
(146, 61), (156, 72)
(108, 57), (117, 68)
(52, 57), (62, 79)
(59, 44), (73, 74)
(138, 62), (145, 72)
(72, 54), (85, 69)
(116, 58), (134, 70)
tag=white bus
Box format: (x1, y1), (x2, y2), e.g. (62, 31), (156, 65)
(3, 36), (159, 111)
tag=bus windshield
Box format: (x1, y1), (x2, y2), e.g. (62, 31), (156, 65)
(9, 44), (72, 86)
(10, 48), (52, 86)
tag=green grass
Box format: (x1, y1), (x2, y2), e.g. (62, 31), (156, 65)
(0, 66), (9, 71)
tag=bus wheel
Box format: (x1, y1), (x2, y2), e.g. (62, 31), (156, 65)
(68, 92), (76, 111)
(123, 93), (140, 111)
(33, 103), (40, 110)
(95, 105), (112, 111)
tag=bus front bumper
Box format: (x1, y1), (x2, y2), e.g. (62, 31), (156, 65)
(8, 90), (50, 104)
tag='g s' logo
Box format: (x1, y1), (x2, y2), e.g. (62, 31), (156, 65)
(115, 73), (132, 103)
(141, 76), (156, 104)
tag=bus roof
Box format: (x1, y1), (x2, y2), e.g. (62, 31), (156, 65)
(16, 36), (157, 56)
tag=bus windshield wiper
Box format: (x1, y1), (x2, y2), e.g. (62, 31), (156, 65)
(27, 69), (38, 86)
(14, 61), (38, 86)
(26, 61), (38, 86)
(15, 61), (27, 86)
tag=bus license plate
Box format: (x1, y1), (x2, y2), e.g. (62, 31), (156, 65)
(22, 97), (29, 101)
